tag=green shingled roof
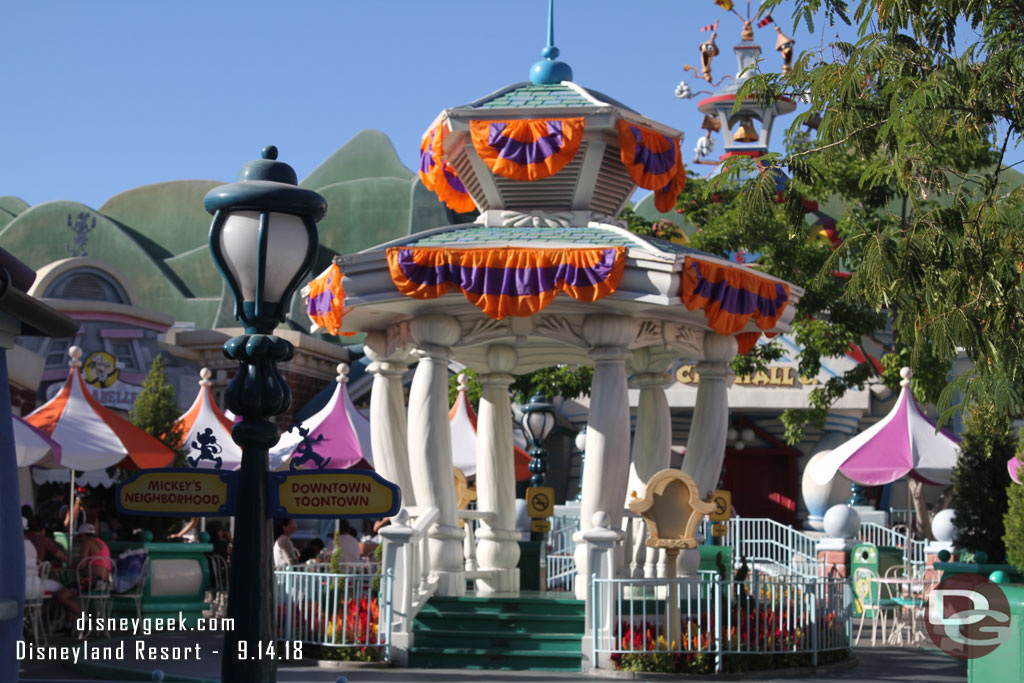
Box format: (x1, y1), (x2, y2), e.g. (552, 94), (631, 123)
(467, 82), (639, 113)
(475, 83), (595, 109)
(397, 224), (710, 258)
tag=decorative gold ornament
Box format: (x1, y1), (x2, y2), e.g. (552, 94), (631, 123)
(628, 468), (716, 549)
(775, 27), (795, 76)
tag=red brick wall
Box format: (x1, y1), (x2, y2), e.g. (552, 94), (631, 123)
(818, 549), (852, 578)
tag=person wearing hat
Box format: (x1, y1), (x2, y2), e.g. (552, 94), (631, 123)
(77, 522), (111, 586)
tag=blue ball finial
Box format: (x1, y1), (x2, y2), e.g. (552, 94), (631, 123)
(262, 145), (278, 160)
(530, 0), (572, 85)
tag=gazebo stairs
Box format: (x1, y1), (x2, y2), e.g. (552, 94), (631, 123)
(407, 594), (585, 670)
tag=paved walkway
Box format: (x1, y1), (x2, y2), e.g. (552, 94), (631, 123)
(19, 635), (967, 682)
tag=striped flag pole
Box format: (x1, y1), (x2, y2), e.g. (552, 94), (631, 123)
(700, 18), (719, 32)
(757, 14), (775, 28)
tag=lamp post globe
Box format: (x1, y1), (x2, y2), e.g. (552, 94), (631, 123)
(205, 146), (326, 683)
(520, 393), (555, 488)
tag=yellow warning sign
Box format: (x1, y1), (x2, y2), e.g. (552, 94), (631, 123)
(531, 519), (551, 533)
(709, 490), (732, 522)
(711, 523), (728, 537)
(526, 486), (555, 518)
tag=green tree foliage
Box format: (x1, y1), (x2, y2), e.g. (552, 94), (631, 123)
(952, 404), (1014, 562)
(677, 162), (890, 443)
(744, 0), (1024, 424)
(130, 354), (185, 460)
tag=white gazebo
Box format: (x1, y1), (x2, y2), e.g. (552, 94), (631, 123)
(305, 45), (802, 599)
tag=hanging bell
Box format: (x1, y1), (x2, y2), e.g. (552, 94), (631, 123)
(733, 116), (759, 143)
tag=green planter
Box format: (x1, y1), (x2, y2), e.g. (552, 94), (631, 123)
(108, 541), (212, 625)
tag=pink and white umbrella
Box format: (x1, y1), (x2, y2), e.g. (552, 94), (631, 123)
(1009, 457), (1022, 484)
(14, 414), (62, 468)
(809, 368), (961, 488)
(269, 363), (372, 472)
(173, 368), (242, 470)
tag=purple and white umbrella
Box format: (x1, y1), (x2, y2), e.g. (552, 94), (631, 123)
(808, 368), (960, 488)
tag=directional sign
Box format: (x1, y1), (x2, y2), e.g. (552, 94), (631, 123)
(269, 470), (401, 519)
(116, 469), (238, 517)
(531, 519), (551, 533)
(710, 523), (728, 537)
(709, 490), (732, 522)
(526, 486), (555, 519)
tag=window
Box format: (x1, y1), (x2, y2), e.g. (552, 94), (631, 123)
(45, 339), (72, 368)
(108, 340), (138, 371)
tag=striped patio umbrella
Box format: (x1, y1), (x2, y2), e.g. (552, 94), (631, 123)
(172, 368), (241, 470)
(25, 346), (174, 555)
(269, 363), (372, 472)
(14, 414), (61, 468)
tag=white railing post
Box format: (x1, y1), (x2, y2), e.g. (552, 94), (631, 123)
(379, 509), (414, 665)
(581, 511), (618, 673)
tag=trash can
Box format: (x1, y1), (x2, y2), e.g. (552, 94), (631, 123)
(851, 542), (902, 617)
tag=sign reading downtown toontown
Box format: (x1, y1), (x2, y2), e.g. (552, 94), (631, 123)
(115, 469), (238, 517)
(269, 470), (401, 519)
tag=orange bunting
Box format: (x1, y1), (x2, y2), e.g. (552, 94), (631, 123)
(419, 118), (476, 213)
(305, 264), (355, 337)
(680, 257), (790, 336)
(386, 246), (626, 320)
(470, 118), (584, 182)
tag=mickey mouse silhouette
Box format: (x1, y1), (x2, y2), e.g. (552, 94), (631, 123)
(188, 427), (223, 469)
(288, 424), (330, 470)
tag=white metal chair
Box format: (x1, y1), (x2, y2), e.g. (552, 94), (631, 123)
(76, 555), (115, 639)
(206, 553), (229, 618)
(24, 561), (50, 644)
(118, 555), (150, 621)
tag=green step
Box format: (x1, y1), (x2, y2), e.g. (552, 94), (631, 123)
(413, 629), (582, 652)
(424, 595), (585, 616)
(407, 647), (581, 671)
(414, 611), (584, 634)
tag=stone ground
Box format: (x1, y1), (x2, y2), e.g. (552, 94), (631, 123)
(18, 634), (967, 682)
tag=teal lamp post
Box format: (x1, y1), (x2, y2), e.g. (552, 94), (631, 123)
(204, 145), (326, 683)
(520, 394), (556, 488)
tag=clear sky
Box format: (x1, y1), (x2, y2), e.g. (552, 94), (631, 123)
(0, 1), (1008, 210)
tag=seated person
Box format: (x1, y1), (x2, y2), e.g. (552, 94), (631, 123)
(77, 523), (111, 587)
(26, 517), (69, 566)
(273, 519), (298, 568)
(24, 517), (81, 627)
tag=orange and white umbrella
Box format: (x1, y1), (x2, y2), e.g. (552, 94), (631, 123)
(450, 373), (531, 482)
(14, 415), (62, 468)
(26, 347), (174, 472)
(172, 368), (241, 470)
(26, 346), (174, 557)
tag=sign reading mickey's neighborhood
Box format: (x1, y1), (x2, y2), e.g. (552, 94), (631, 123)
(115, 469), (238, 517)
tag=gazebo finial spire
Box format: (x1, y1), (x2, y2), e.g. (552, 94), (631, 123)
(530, 0), (573, 85)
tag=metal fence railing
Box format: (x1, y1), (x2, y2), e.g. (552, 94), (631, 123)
(858, 522), (927, 568)
(548, 513), (580, 592)
(275, 562), (392, 661)
(591, 574), (852, 674)
(707, 518), (820, 579)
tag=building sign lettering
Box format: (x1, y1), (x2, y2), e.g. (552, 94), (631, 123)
(675, 364), (818, 387)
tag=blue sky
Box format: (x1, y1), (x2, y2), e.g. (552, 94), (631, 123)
(0, 2), (1008, 210)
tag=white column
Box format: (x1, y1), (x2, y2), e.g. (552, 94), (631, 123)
(679, 333), (736, 577)
(624, 347), (674, 579)
(680, 333), (737, 498)
(574, 314), (637, 599)
(364, 332), (416, 506)
(474, 344), (521, 594)
(407, 314), (464, 596)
